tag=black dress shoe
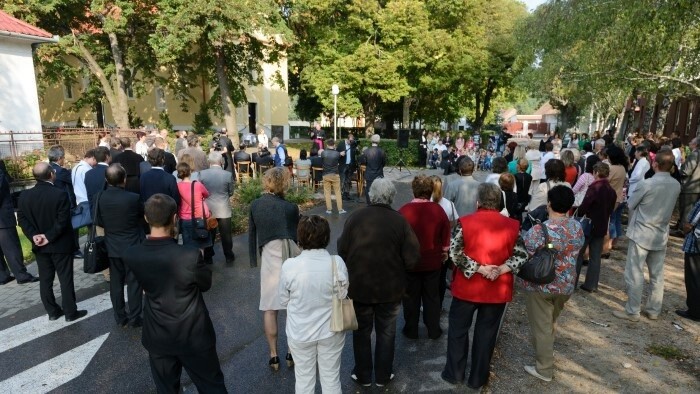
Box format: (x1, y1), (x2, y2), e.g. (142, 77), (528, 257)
(117, 318), (128, 327)
(17, 276), (39, 284)
(129, 319), (143, 328)
(65, 310), (88, 322)
(675, 309), (700, 322)
(582, 260), (589, 266)
(0, 276), (16, 285)
(48, 310), (65, 321)
(579, 285), (597, 293)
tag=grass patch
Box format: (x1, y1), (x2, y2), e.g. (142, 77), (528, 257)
(17, 227), (34, 263)
(646, 344), (688, 360)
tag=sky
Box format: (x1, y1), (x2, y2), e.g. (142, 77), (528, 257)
(521, 0), (547, 12)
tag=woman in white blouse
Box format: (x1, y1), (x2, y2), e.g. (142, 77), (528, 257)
(528, 159), (571, 211)
(279, 215), (349, 394)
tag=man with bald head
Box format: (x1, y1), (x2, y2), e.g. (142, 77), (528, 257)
(17, 163), (87, 321)
(96, 164), (145, 327)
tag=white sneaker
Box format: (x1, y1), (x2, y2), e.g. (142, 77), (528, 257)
(524, 365), (552, 382)
(326, 210), (332, 214)
(612, 310), (640, 322)
(339, 209), (347, 214)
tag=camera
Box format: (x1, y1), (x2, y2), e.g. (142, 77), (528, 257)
(212, 135), (223, 151)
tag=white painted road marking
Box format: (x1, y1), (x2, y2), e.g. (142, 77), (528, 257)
(0, 291), (114, 354)
(0, 333), (109, 393)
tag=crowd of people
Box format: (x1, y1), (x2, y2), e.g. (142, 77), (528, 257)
(2, 125), (700, 393)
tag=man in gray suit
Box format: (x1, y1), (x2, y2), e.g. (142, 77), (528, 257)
(613, 150), (681, 322)
(199, 152), (235, 265)
(444, 157), (481, 217)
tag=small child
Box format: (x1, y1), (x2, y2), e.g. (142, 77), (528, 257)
(428, 148), (439, 169)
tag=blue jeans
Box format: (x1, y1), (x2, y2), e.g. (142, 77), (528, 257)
(609, 202), (625, 239)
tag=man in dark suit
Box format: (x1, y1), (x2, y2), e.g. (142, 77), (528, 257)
(123, 194), (226, 393)
(97, 164), (145, 327)
(140, 148), (181, 206)
(233, 144), (252, 180)
(155, 137), (177, 174)
(0, 161), (38, 284)
(112, 137), (144, 194)
(199, 152), (235, 265)
(17, 163), (87, 322)
(85, 146), (111, 212)
(48, 145), (81, 257)
(337, 133), (357, 200)
(210, 129), (235, 174)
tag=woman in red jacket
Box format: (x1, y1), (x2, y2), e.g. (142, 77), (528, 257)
(441, 183), (525, 390)
(398, 175), (451, 339)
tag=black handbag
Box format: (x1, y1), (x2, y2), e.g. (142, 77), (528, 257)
(191, 181), (210, 240)
(517, 224), (558, 284)
(83, 191), (109, 273)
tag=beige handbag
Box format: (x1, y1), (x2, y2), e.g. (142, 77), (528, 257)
(330, 256), (358, 332)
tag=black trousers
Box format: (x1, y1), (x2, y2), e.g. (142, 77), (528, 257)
(35, 253), (77, 317)
(0, 227), (32, 282)
(443, 298), (505, 389)
(205, 218), (235, 261)
(439, 262), (450, 307)
(402, 270), (442, 338)
(148, 348), (227, 394)
(339, 164), (354, 196)
(685, 254), (700, 318)
(352, 301), (401, 385)
(109, 257), (143, 323)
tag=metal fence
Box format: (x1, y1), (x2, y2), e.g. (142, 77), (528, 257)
(0, 128), (142, 182)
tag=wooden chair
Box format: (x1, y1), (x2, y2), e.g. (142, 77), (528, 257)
(357, 165), (366, 197)
(235, 161), (252, 183)
(311, 167), (324, 192)
(257, 162), (272, 178)
(295, 164), (312, 190)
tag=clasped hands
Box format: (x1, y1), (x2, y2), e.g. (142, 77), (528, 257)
(476, 264), (511, 281)
(32, 234), (49, 247)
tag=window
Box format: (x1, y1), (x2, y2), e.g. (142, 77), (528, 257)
(63, 80), (74, 100)
(155, 86), (166, 110)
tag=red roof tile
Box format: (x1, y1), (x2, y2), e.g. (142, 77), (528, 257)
(0, 10), (53, 39)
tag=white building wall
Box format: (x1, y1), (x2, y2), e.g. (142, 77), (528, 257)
(0, 39), (44, 155)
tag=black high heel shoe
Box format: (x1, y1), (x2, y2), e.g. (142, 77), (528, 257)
(286, 353), (294, 367)
(269, 356), (280, 371)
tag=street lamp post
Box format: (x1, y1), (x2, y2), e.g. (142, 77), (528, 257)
(332, 84), (339, 141)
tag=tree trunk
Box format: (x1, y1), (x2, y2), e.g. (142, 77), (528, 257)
(362, 99), (376, 138)
(588, 106), (595, 134)
(106, 32), (131, 129)
(215, 47), (239, 147)
(656, 94), (671, 136)
(473, 78), (496, 133)
(402, 97), (414, 129)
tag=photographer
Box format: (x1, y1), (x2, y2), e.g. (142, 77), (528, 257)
(209, 130), (234, 174)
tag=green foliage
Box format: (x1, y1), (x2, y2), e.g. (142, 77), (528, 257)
(646, 344), (688, 361)
(237, 178), (264, 205)
(193, 103), (213, 134)
(357, 138), (420, 167)
(230, 204), (249, 235)
(285, 186), (313, 205)
(4, 151), (43, 180)
(158, 110), (173, 131)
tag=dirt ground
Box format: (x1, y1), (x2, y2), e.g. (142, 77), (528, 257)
(487, 233), (700, 393)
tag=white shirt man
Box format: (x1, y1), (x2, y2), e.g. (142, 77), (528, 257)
(71, 152), (96, 205)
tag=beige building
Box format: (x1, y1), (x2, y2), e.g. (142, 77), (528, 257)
(40, 59), (290, 140)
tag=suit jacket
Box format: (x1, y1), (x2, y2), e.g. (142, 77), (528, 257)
(199, 166), (234, 219)
(140, 168), (181, 206)
(681, 149), (700, 194)
(50, 162), (76, 207)
(17, 181), (74, 254)
(163, 152), (177, 174)
(234, 151), (252, 163)
(336, 139), (357, 167)
(109, 148), (122, 161)
(112, 150), (144, 194)
(84, 163), (109, 212)
(444, 175), (481, 217)
(123, 238), (215, 355)
(0, 166), (16, 229)
(359, 146), (386, 182)
(626, 172), (681, 250)
(337, 204), (420, 303)
(96, 186), (145, 258)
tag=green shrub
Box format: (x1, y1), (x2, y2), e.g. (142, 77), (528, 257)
(237, 178), (263, 205)
(230, 204), (249, 235)
(357, 138), (420, 167)
(285, 186), (313, 205)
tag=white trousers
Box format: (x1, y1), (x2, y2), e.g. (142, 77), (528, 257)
(288, 333), (345, 394)
(624, 240), (666, 316)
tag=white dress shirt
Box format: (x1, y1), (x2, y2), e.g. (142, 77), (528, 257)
(279, 249), (349, 343)
(71, 160), (93, 204)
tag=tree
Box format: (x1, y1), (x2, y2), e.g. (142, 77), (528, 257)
(2, 0), (159, 129)
(149, 0), (290, 146)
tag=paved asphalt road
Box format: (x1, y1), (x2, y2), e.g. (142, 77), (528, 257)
(0, 169), (475, 394)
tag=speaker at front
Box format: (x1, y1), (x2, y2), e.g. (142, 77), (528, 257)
(397, 129), (409, 148)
